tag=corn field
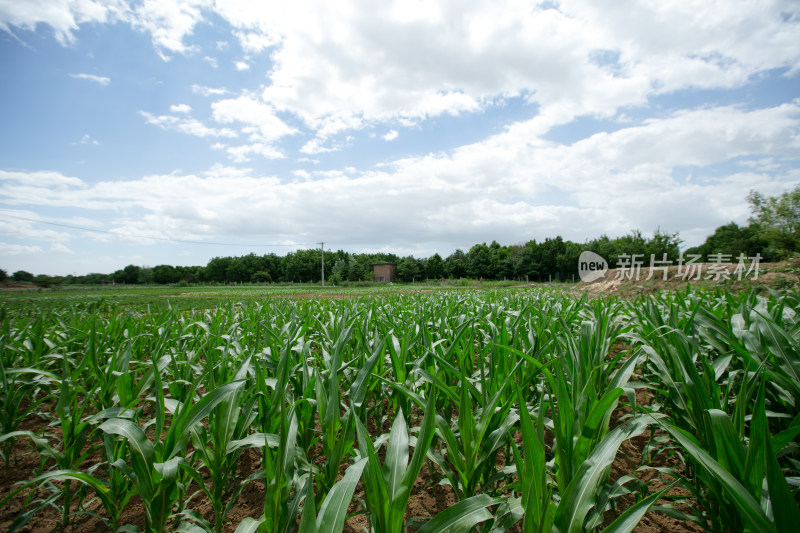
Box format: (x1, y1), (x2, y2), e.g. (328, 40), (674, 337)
(0, 287), (798, 532)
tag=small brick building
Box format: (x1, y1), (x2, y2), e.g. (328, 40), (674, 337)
(373, 262), (397, 283)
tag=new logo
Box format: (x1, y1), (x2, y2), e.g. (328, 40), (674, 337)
(578, 251), (608, 282)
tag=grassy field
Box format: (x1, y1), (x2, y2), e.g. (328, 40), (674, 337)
(0, 281), (534, 313)
(0, 284), (798, 532)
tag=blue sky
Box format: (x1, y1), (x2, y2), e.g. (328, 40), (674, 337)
(1, 0), (799, 276)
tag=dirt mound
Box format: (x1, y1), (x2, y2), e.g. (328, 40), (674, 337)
(577, 259), (800, 296)
(0, 281), (39, 291)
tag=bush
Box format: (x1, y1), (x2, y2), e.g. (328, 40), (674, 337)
(12, 270), (34, 282)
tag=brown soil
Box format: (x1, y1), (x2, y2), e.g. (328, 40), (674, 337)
(577, 259), (800, 297)
(604, 388), (704, 532)
(0, 282), (39, 291)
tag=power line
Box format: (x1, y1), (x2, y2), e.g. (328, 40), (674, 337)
(0, 210), (314, 248)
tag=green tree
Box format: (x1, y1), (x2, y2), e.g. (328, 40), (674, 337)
(0, 268), (6, 282)
(684, 222), (766, 261)
(467, 243), (492, 279)
(330, 256), (351, 284)
(121, 265), (140, 284)
(33, 274), (59, 287)
(226, 258), (250, 283)
(153, 265), (179, 284)
(425, 253), (444, 279)
(397, 256), (424, 282)
(137, 267), (154, 284)
(445, 249), (467, 278)
(748, 186), (800, 258)
(537, 237), (566, 280)
(206, 257), (232, 283)
(11, 270), (34, 282)
(251, 270), (272, 283)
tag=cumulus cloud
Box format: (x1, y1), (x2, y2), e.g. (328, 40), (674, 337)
(0, 0), (127, 45)
(2, 0), (799, 260)
(129, 0), (208, 58)
(3, 102), (798, 250)
(192, 85), (229, 97)
(73, 134), (99, 145)
(0, 243), (44, 255)
(210, 94), (297, 159)
(70, 73), (111, 85)
(139, 111), (237, 138)
(7, 1), (799, 142)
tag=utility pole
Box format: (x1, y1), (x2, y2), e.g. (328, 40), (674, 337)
(319, 241), (325, 287)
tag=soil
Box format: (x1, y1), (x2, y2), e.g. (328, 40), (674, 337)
(576, 259), (800, 297)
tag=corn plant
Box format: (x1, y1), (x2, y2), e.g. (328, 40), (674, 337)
(296, 457), (367, 533)
(547, 317), (640, 495)
(236, 408), (305, 533)
(651, 379), (800, 533)
(354, 389), (437, 533)
(22, 429), (135, 532)
(509, 391), (554, 532)
(99, 365), (245, 533)
(426, 359), (522, 500)
(0, 358), (56, 467)
(189, 356), (258, 532)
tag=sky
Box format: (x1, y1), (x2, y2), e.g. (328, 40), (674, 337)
(0, 1), (799, 276)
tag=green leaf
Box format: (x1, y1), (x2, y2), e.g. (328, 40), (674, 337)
(554, 416), (649, 533)
(652, 417), (774, 533)
(763, 409), (800, 531)
(316, 458), (368, 533)
(417, 494), (499, 533)
(384, 409), (409, 504)
(601, 482), (677, 533)
(99, 418), (155, 465)
(169, 380), (245, 456)
(298, 475), (317, 533)
(350, 337), (384, 410)
(233, 517), (265, 533)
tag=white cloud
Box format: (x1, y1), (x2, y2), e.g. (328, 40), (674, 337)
(192, 84), (229, 97)
(0, 0), (127, 45)
(2, 0), (799, 264)
(130, 0), (208, 58)
(73, 134), (99, 145)
(233, 30), (279, 54)
(139, 111), (238, 138)
(234, 60), (250, 71)
(0, 170), (85, 188)
(209, 94), (297, 159)
(50, 242), (74, 254)
(6, 1), (800, 142)
(211, 95), (295, 138)
(299, 138), (339, 155)
(0, 243), (43, 255)
(70, 73), (111, 85)
(2, 102), (798, 251)
(225, 143), (285, 162)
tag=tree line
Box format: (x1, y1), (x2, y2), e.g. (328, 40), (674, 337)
(0, 231), (682, 287)
(3, 185), (798, 287)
